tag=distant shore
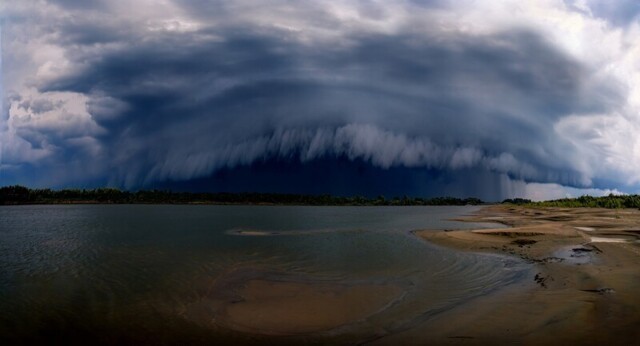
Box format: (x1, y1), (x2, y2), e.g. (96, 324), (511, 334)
(0, 185), (483, 206)
(383, 205), (640, 344)
(4, 185), (640, 208)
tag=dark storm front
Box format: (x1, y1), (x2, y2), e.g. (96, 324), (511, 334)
(0, 205), (526, 343)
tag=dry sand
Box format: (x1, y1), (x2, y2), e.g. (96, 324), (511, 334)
(382, 205), (640, 345)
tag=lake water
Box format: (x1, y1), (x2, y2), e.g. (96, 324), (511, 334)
(0, 205), (528, 344)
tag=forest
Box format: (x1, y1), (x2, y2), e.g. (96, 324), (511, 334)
(0, 185), (483, 206)
(522, 194), (640, 209)
(4, 186), (638, 208)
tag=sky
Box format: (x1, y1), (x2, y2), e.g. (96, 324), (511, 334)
(1, 0), (640, 201)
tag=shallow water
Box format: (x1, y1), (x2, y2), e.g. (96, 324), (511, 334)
(0, 205), (528, 343)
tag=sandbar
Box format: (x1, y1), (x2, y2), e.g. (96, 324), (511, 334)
(384, 205), (640, 344)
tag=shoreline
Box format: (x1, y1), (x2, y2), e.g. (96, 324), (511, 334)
(379, 205), (640, 344)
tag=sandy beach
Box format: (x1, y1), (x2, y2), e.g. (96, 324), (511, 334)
(385, 205), (640, 345)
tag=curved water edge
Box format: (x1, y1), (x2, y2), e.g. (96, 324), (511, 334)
(0, 204), (531, 343)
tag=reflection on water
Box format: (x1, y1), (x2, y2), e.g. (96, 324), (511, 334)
(0, 205), (527, 343)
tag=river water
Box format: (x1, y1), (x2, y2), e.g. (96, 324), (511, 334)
(0, 205), (528, 343)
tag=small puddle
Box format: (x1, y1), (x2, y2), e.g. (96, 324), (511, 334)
(553, 246), (597, 265)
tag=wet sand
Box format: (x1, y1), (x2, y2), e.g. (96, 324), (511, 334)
(391, 205), (640, 345)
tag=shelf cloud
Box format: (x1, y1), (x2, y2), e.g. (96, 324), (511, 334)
(2, 0), (640, 200)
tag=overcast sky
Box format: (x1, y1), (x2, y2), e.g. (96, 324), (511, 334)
(1, 0), (640, 200)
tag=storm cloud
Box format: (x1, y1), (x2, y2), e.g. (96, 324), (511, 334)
(2, 0), (640, 200)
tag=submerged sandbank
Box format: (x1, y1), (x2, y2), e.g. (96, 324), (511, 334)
(218, 279), (403, 335)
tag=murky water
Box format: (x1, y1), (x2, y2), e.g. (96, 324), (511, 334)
(0, 205), (527, 343)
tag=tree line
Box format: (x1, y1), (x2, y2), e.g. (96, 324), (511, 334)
(0, 185), (484, 206)
(502, 194), (640, 209)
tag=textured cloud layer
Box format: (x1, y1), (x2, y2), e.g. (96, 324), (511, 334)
(2, 0), (640, 199)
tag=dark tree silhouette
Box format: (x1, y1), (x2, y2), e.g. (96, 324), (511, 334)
(0, 185), (485, 206)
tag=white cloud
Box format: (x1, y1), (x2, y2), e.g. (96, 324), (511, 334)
(2, 88), (104, 167)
